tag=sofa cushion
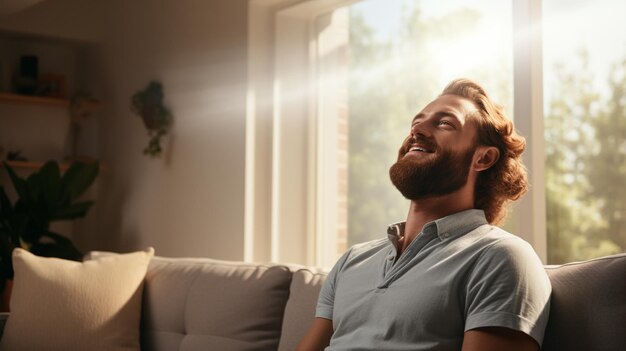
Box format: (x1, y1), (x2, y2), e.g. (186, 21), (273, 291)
(542, 253), (626, 351)
(0, 247), (153, 351)
(141, 256), (292, 351)
(278, 267), (327, 351)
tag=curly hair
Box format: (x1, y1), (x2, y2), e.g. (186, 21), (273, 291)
(441, 79), (528, 224)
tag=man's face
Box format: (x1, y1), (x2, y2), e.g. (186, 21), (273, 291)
(389, 94), (480, 200)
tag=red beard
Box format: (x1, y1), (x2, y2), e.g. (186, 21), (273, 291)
(389, 142), (475, 200)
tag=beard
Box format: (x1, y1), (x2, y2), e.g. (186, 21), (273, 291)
(389, 145), (475, 200)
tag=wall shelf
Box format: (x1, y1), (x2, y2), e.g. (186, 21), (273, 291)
(2, 160), (71, 171)
(0, 92), (101, 109)
(1, 160), (104, 172)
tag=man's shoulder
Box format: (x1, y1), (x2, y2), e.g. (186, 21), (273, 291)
(350, 237), (390, 255)
(468, 225), (531, 248)
(484, 226), (534, 250)
(465, 225), (545, 273)
(337, 237), (391, 266)
(458, 224), (540, 264)
(326, 238), (390, 277)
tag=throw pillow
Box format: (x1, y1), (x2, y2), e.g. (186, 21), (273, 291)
(0, 247), (154, 351)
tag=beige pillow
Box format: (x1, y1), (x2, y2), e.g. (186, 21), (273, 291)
(0, 247), (154, 351)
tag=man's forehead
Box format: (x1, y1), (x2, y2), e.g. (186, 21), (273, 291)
(418, 94), (478, 120)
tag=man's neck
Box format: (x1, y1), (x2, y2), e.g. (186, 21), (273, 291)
(400, 191), (475, 254)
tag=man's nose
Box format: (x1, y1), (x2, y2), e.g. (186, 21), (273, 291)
(411, 120), (431, 138)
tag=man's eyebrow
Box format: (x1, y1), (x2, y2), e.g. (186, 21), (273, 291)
(411, 113), (424, 123)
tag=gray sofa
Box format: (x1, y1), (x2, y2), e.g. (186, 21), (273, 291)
(0, 253), (624, 350)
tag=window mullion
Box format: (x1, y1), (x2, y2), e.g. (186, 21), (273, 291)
(512, 0), (547, 260)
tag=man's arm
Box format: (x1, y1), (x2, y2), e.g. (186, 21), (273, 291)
(462, 327), (539, 351)
(295, 317), (333, 351)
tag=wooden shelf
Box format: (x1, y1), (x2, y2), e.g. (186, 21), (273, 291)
(0, 92), (101, 109)
(1, 160), (104, 172)
(1, 160), (70, 171)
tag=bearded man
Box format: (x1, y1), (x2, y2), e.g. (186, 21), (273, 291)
(297, 79), (551, 351)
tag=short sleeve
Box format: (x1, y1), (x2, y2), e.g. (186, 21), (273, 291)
(315, 249), (351, 320)
(464, 238), (552, 346)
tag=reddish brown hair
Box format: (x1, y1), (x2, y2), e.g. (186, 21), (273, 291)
(441, 79), (528, 224)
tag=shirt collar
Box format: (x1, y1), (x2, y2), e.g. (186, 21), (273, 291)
(386, 209), (488, 245)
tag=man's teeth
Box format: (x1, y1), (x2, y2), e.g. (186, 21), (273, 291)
(410, 147), (428, 152)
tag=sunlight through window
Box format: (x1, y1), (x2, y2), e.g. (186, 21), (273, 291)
(341, 0), (513, 249)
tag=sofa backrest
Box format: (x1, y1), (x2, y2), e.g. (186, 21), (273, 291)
(278, 268), (328, 351)
(86, 251), (626, 351)
(274, 254), (626, 351)
(542, 253), (626, 351)
(141, 256), (293, 351)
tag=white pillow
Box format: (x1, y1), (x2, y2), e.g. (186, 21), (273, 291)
(0, 247), (154, 351)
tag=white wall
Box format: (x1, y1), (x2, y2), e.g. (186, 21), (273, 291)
(1, 0), (250, 260)
(93, 0), (249, 259)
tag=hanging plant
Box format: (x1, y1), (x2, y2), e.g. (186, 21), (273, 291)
(130, 81), (173, 157)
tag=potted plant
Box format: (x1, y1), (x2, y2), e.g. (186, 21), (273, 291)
(0, 160), (99, 310)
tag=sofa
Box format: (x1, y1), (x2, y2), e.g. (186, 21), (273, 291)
(0, 252), (624, 350)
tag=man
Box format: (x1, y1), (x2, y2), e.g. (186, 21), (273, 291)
(297, 79), (552, 351)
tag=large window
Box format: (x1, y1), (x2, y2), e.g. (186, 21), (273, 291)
(543, 0), (626, 263)
(246, 0), (626, 267)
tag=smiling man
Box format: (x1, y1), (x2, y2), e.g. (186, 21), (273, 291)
(297, 79), (552, 351)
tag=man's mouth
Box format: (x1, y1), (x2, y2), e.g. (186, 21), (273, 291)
(409, 146), (433, 153)
(405, 143), (435, 156)
(398, 137), (437, 160)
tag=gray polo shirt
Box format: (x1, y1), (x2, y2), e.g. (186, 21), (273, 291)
(316, 209), (551, 351)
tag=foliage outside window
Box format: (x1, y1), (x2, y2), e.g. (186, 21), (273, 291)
(543, 0), (626, 263)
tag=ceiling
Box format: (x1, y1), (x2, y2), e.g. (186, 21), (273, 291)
(0, 0), (47, 17)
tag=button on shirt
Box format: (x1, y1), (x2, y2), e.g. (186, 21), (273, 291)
(316, 209), (551, 351)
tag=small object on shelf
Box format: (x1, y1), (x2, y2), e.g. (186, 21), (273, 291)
(69, 93), (97, 122)
(6, 150), (27, 162)
(13, 55), (38, 95)
(68, 93), (98, 159)
(36, 74), (66, 98)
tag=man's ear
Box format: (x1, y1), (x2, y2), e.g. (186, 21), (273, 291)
(473, 146), (500, 172)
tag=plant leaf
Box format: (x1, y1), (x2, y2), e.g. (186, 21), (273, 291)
(3, 161), (28, 201)
(60, 162), (99, 202)
(37, 161), (62, 211)
(31, 231), (82, 261)
(53, 201), (94, 220)
(0, 235), (15, 280)
(0, 186), (12, 216)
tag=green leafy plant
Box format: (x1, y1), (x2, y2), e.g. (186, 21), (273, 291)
(0, 161), (99, 282)
(130, 81), (172, 157)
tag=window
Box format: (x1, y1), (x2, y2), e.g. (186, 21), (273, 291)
(543, 0), (626, 263)
(246, 0), (625, 268)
